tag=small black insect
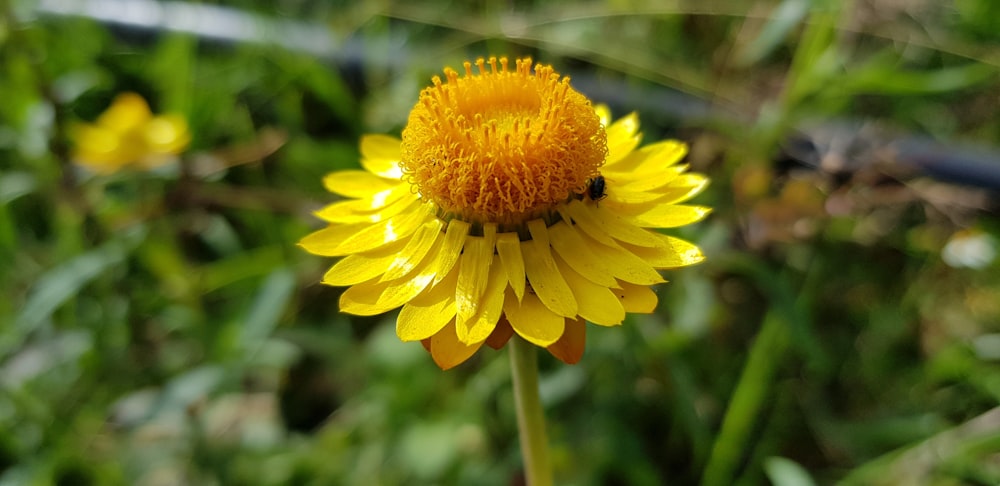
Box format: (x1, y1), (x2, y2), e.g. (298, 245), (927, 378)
(587, 175), (607, 202)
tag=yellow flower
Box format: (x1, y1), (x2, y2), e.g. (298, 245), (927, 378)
(72, 93), (190, 173)
(301, 58), (710, 369)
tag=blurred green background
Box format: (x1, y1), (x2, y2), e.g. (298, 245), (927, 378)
(3, 0), (1000, 484)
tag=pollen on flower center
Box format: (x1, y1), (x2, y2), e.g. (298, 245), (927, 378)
(400, 57), (608, 225)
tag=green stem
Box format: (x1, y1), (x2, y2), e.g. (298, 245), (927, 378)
(509, 336), (553, 486)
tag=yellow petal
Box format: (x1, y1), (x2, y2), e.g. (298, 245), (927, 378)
(496, 232), (526, 300)
(602, 180), (679, 206)
(322, 239), (407, 286)
(339, 278), (394, 316)
(333, 205), (430, 255)
(503, 289), (565, 347)
(565, 199), (661, 248)
(313, 187), (415, 223)
(523, 220), (577, 318)
(621, 235), (705, 268)
(97, 93), (152, 132)
(557, 204), (616, 248)
(620, 204), (712, 228)
(594, 174), (676, 205)
(396, 262), (460, 341)
(73, 124), (131, 171)
(548, 221), (619, 287)
(380, 219), (443, 281)
(375, 254), (438, 310)
(608, 169), (682, 195)
(323, 170), (400, 198)
(114, 134), (147, 164)
(144, 114), (190, 154)
(429, 321), (484, 370)
(397, 273), (456, 342)
(299, 223), (368, 256)
(615, 281), (659, 313)
(398, 300), (453, 342)
(411, 257), (459, 306)
(669, 163), (691, 175)
(375, 222), (465, 310)
(576, 230), (664, 285)
(598, 143), (645, 177)
(359, 134), (403, 179)
(455, 237), (487, 327)
(605, 173), (709, 212)
(547, 318), (586, 364)
(432, 219), (470, 286)
(652, 174), (710, 202)
(604, 139), (687, 175)
(594, 104), (611, 127)
(604, 112), (641, 165)
(595, 208), (667, 247)
(455, 229), (496, 331)
(457, 262), (507, 345)
(554, 254), (625, 326)
(336, 239), (455, 318)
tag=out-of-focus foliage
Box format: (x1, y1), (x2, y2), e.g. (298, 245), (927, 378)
(2, 0), (1000, 484)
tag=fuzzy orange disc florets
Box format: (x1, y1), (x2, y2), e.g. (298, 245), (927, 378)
(399, 57), (608, 225)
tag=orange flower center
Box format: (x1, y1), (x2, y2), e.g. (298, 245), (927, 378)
(400, 57), (608, 226)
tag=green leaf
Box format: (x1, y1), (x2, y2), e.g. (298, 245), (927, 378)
(0, 171), (36, 204)
(0, 171), (35, 256)
(150, 34), (197, 115)
(765, 457), (817, 486)
(240, 268), (296, 360)
(734, 0), (810, 67)
(7, 226), (147, 355)
(702, 311), (790, 486)
(1, 330), (92, 388)
(845, 61), (997, 95)
(151, 365), (226, 417)
(199, 245), (287, 292)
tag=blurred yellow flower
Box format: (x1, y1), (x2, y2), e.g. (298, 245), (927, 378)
(72, 92), (190, 173)
(301, 57), (710, 369)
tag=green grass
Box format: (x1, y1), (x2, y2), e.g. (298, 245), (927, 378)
(3, 0), (1000, 484)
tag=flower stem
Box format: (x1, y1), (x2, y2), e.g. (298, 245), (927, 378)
(509, 336), (553, 486)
